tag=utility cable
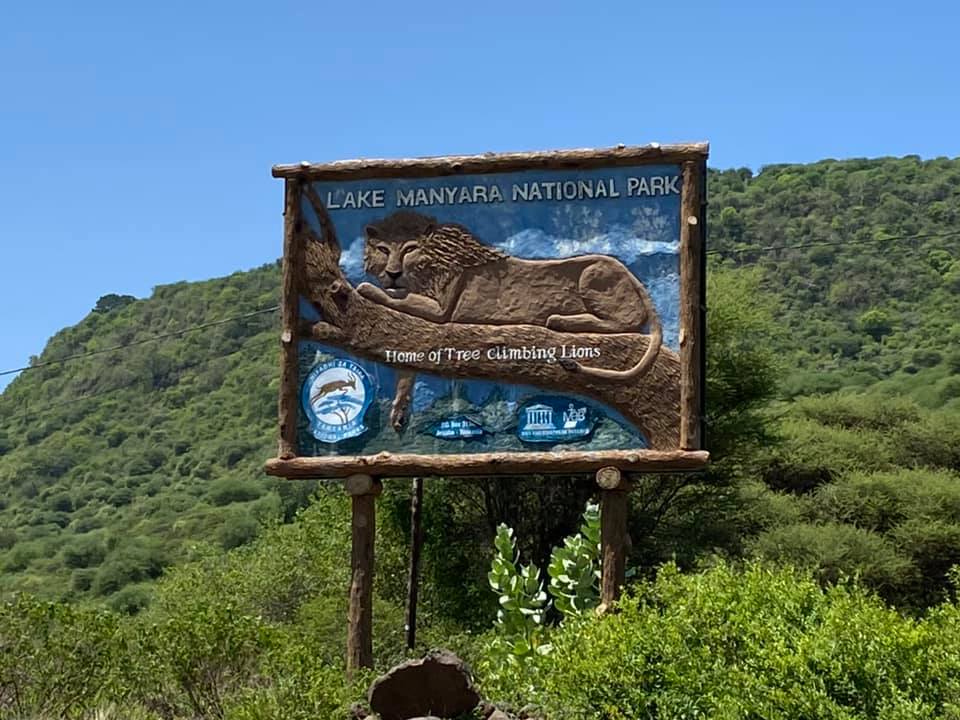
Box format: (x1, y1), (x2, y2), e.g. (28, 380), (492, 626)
(0, 305), (279, 378)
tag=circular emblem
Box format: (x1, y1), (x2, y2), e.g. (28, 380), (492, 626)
(301, 358), (375, 443)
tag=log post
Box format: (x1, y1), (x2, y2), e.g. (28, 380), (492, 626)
(679, 160), (704, 450)
(345, 474), (381, 675)
(405, 477), (425, 650)
(278, 178), (302, 459)
(597, 466), (631, 611)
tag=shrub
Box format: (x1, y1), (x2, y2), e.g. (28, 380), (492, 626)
(93, 541), (168, 596)
(0, 594), (129, 718)
(547, 502), (601, 620)
(133, 601), (273, 719)
(912, 348), (943, 368)
(478, 562), (960, 719)
(219, 512), (261, 550)
(62, 533), (107, 568)
(793, 393), (920, 432)
(750, 522), (917, 602)
(208, 477), (266, 506)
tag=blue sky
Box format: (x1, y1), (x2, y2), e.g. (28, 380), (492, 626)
(1, 0), (957, 391)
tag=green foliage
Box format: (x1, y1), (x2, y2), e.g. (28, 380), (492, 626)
(477, 562), (960, 719)
(859, 308), (895, 341)
(704, 267), (784, 464)
(546, 501), (601, 621)
(710, 157), (960, 407)
(223, 640), (361, 720)
(0, 594), (129, 718)
(750, 522), (917, 600)
(135, 601), (274, 719)
(207, 477), (266, 506)
(61, 532), (106, 568)
(93, 293), (137, 314)
(486, 525), (550, 662)
(0, 262), (282, 601)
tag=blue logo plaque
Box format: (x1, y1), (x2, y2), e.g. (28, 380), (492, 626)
(301, 358), (375, 443)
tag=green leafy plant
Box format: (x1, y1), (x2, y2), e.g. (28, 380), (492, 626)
(487, 524), (550, 662)
(547, 501), (601, 621)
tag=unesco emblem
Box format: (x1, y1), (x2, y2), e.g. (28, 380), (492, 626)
(301, 359), (375, 443)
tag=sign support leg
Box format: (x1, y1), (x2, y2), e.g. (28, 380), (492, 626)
(597, 466), (631, 611)
(405, 476), (425, 650)
(345, 474), (380, 676)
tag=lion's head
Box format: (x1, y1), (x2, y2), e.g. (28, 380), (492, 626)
(363, 211), (505, 300)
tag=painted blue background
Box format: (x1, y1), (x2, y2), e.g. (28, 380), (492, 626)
(296, 164), (681, 456)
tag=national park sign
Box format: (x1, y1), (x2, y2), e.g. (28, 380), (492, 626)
(265, 144), (709, 479)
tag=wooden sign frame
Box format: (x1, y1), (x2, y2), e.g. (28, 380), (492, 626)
(265, 143), (709, 480)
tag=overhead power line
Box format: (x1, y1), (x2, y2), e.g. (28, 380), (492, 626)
(2, 229), (957, 380)
(1, 334), (277, 424)
(0, 305), (280, 378)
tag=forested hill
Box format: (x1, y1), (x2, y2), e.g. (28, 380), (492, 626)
(1, 154), (959, 608)
(709, 156), (960, 404)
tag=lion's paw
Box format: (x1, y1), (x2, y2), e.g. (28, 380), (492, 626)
(356, 282), (379, 299)
(390, 402), (410, 433)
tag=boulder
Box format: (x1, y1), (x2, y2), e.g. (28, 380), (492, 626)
(368, 650), (481, 720)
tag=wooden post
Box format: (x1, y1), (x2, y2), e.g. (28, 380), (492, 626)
(405, 477), (425, 650)
(597, 466), (631, 611)
(345, 474), (380, 675)
(278, 178), (302, 460)
(679, 160), (704, 450)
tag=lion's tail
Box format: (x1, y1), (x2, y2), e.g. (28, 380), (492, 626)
(565, 271), (663, 381)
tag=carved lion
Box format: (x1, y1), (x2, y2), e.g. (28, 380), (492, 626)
(358, 211), (663, 384)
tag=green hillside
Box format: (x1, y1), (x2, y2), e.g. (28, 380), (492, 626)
(1, 155), (959, 613)
(709, 156), (960, 405)
(0, 265), (318, 608)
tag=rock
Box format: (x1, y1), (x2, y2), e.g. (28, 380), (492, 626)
(349, 702), (372, 719)
(488, 711), (513, 720)
(368, 649), (481, 720)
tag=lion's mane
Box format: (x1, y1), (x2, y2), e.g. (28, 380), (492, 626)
(364, 211), (507, 301)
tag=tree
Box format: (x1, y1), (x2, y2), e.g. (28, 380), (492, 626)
(93, 293), (137, 313)
(858, 308), (894, 342)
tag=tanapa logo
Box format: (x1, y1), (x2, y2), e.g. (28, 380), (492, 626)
(301, 358), (375, 443)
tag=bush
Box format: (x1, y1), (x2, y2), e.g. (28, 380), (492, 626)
(93, 541), (168, 596)
(208, 477), (266, 506)
(750, 522), (917, 602)
(224, 642), (357, 720)
(0, 594), (129, 718)
(912, 348), (943, 368)
(108, 583), (154, 615)
(478, 562), (960, 719)
(219, 512), (261, 550)
(134, 601), (273, 719)
(793, 393), (920, 432)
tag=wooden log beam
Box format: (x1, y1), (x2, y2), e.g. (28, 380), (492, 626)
(265, 449), (709, 479)
(272, 142), (710, 180)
